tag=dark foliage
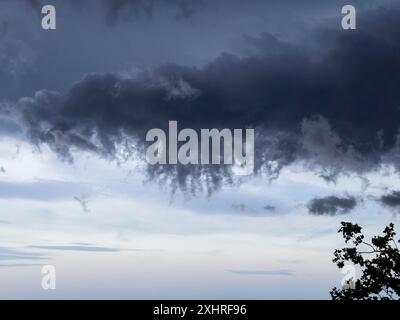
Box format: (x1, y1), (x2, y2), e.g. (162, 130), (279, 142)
(331, 222), (400, 300)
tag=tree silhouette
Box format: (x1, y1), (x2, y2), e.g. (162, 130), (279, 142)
(331, 221), (400, 300)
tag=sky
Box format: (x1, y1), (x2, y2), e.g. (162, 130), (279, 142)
(0, 0), (400, 299)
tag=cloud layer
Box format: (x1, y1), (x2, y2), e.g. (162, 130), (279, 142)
(2, 1), (400, 194)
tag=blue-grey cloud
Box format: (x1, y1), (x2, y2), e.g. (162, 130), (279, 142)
(0, 247), (48, 261)
(3, 1), (400, 194)
(0, 263), (42, 268)
(379, 190), (400, 209)
(29, 245), (120, 252)
(229, 203), (281, 217)
(71, 242), (96, 246)
(307, 196), (357, 216)
(2, 0), (202, 22)
(73, 195), (90, 213)
(0, 179), (91, 201)
(0, 103), (23, 136)
(231, 204), (257, 215)
(101, 0), (202, 22)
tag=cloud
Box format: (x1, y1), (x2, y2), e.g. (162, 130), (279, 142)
(0, 247), (48, 261)
(279, 259), (302, 265)
(3, 1), (400, 194)
(26, 0), (42, 11)
(0, 263), (42, 268)
(379, 191), (400, 208)
(73, 195), (90, 213)
(263, 205), (276, 211)
(230, 203), (279, 217)
(307, 195), (357, 216)
(231, 203), (256, 215)
(101, 0), (202, 22)
(13, 0), (203, 23)
(0, 20), (7, 39)
(0, 0), (42, 12)
(71, 242), (96, 246)
(29, 245), (120, 252)
(0, 34), (35, 80)
(0, 179), (92, 201)
(227, 269), (294, 276)
(0, 102), (23, 137)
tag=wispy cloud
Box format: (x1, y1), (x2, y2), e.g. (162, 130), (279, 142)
(73, 195), (91, 213)
(0, 263), (42, 268)
(0, 179), (91, 201)
(0, 247), (48, 261)
(279, 259), (303, 265)
(228, 203), (281, 217)
(227, 269), (294, 276)
(29, 245), (120, 252)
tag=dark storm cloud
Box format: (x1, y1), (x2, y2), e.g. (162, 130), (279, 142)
(0, 102), (23, 136)
(0, 20), (7, 38)
(26, 0), (42, 11)
(6, 0), (202, 21)
(379, 191), (400, 208)
(4, 1), (400, 193)
(307, 196), (357, 216)
(98, 0), (385, 24)
(0, 0), (43, 17)
(0, 118), (21, 136)
(102, 0), (202, 22)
